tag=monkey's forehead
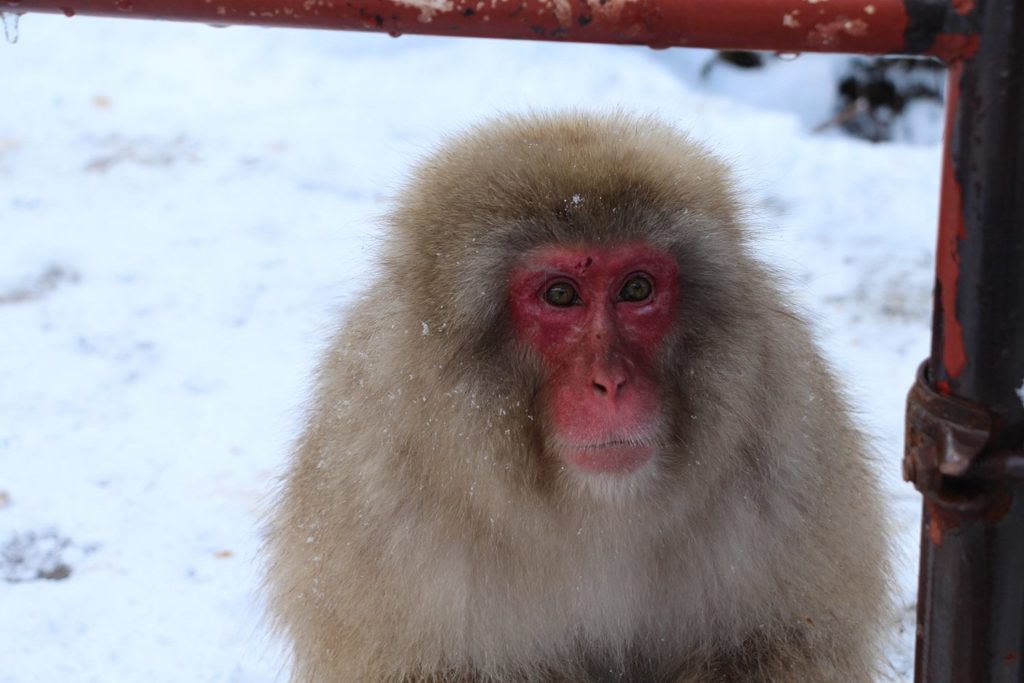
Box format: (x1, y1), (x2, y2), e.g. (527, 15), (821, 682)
(392, 113), (739, 252)
(514, 242), (679, 277)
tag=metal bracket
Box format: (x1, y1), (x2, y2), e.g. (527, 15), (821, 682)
(904, 361), (1024, 496)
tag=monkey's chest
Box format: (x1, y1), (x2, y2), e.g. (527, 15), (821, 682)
(454, 537), (698, 682)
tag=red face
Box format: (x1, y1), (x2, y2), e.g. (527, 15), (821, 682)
(508, 243), (679, 475)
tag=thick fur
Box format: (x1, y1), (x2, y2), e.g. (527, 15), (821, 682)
(263, 113), (890, 682)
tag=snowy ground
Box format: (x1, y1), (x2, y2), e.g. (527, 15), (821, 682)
(0, 14), (942, 682)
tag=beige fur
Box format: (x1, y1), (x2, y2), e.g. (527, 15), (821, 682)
(263, 113), (891, 682)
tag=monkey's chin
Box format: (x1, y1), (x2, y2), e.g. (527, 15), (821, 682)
(563, 442), (656, 475)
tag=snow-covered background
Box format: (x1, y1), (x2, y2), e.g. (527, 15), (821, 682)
(1, 13), (942, 682)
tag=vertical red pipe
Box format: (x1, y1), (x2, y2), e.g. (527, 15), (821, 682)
(914, 0), (1024, 679)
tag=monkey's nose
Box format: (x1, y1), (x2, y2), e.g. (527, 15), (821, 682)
(592, 375), (626, 399)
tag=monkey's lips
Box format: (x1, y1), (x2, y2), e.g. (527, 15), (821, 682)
(561, 439), (656, 474)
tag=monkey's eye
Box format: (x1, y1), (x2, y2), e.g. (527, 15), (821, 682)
(619, 275), (653, 302)
(544, 282), (578, 307)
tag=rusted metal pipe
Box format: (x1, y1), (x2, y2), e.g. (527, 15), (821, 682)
(904, 0), (1024, 679)
(9, 0), (977, 60)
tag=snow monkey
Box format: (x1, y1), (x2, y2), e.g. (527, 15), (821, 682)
(263, 113), (890, 682)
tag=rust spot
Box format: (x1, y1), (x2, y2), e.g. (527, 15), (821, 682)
(952, 0), (975, 16)
(845, 18), (868, 35)
(926, 490), (1013, 547)
(926, 498), (962, 546)
(807, 16), (868, 48)
(1005, 651), (1019, 664)
(928, 32), (980, 61)
(983, 490), (1013, 524)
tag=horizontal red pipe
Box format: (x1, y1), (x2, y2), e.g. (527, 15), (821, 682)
(8, 0), (973, 60)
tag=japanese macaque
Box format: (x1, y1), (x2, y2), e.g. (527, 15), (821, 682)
(263, 113), (890, 682)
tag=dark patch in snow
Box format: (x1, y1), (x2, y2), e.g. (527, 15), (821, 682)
(84, 134), (200, 173)
(0, 265), (80, 305)
(1, 530), (96, 583)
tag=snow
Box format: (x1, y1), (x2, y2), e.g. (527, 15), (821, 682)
(0, 14), (940, 682)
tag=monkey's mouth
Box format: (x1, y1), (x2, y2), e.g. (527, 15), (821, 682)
(581, 439), (643, 449)
(559, 438), (656, 474)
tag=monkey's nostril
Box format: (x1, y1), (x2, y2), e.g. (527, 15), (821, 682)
(592, 379), (626, 397)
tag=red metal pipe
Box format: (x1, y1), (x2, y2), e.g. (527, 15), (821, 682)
(8, 0), (975, 61)
(906, 0), (1024, 679)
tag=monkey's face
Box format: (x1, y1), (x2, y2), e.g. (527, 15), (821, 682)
(508, 242), (679, 476)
